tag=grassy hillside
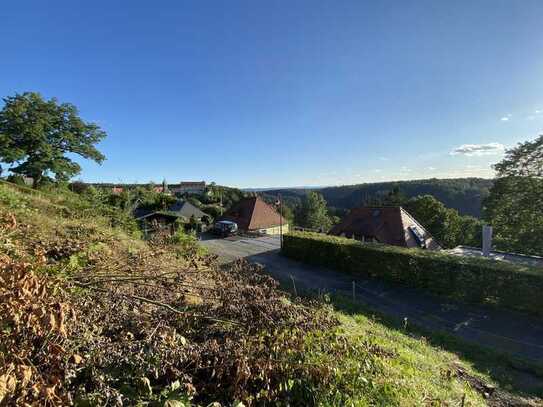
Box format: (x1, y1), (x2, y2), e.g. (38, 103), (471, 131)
(263, 178), (493, 217)
(0, 182), (539, 406)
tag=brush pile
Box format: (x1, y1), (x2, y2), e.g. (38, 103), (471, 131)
(0, 211), (343, 406)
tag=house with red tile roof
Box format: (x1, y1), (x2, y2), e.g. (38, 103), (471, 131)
(329, 206), (441, 250)
(220, 196), (288, 235)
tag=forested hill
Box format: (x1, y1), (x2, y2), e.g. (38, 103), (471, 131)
(263, 178), (494, 218)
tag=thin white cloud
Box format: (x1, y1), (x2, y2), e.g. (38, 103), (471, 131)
(379, 157), (388, 161)
(500, 113), (512, 121)
(426, 166), (437, 171)
(527, 109), (543, 120)
(499, 109), (543, 122)
(450, 143), (505, 157)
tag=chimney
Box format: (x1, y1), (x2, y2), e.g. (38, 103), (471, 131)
(482, 225), (493, 257)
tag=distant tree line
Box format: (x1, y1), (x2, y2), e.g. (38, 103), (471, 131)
(262, 178), (493, 218)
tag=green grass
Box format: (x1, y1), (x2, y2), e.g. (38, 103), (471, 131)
(305, 314), (485, 405)
(322, 294), (543, 405)
(272, 275), (543, 405)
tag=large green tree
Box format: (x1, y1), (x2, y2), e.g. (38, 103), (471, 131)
(296, 191), (332, 231)
(483, 135), (543, 255)
(404, 195), (461, 248)
(405, 195), (483, 248)
(0, 92), (106, 187)
(494, 135), (543, 177)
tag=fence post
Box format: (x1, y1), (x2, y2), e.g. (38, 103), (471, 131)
(352, 281), (356, 301)
(290, 275), (297, 296)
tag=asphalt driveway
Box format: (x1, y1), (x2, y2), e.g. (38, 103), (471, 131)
(201, 234), (282, 262)
(201, 235), (543, 365)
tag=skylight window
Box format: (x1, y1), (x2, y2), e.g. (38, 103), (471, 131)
(409, 225), (426, 248)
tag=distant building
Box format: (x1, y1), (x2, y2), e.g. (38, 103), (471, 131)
(171, 181), (206, 195)
(329, 206), (441, 250)
(111, 186), (124, 194)
(220, 196), (288, 235)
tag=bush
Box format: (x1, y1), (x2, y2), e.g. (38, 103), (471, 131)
(282, 232), (543, 316)
(168, 227), (208, 257)
(202, 204), (223, 219)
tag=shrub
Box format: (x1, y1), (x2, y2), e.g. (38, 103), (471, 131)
(168, 227), (208, 257)
(202, 204), (223, 219)
(282, 232), (543, 316)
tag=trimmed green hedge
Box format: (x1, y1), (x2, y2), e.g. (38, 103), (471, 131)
(282, 232), (543, 317)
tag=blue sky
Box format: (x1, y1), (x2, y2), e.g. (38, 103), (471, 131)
(1, 1), (542, 188)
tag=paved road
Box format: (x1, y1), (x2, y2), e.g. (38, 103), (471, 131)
(201, 235), (543, 364)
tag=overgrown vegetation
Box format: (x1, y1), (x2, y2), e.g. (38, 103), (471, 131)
(3, 182), (536, 405)
(0, 183), (338, 405)
(283, 231), (543, 317)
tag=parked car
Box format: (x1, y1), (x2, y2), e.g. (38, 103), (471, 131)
(213, 220), (238, 237)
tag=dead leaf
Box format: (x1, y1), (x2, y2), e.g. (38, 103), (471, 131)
(0, 373), (17, 402)
(48, 343), (65, 356)
(17, 365), (32, 387)
(69, 354), (83, 365)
